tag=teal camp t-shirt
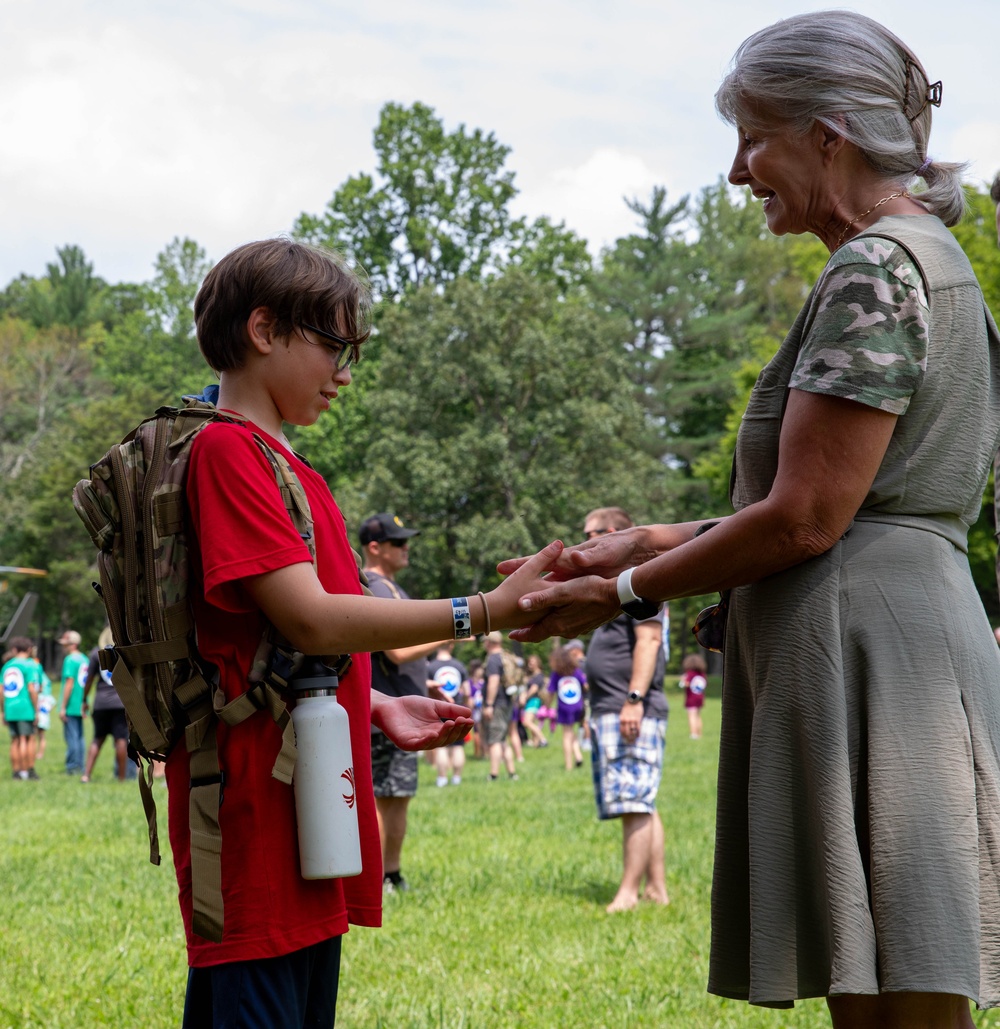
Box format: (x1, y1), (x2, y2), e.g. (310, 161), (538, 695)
(3, 655), (40, 722)
(61, 651), (89, 717)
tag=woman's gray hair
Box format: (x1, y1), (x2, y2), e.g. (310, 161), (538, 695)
(715, 10), (967, 226)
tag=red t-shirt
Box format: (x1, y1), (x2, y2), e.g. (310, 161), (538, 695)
(166, 419), (382, 968)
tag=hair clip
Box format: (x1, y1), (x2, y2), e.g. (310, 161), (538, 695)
(904, 59), (943, 122)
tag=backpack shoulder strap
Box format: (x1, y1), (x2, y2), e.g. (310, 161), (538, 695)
(251, 435), (317, 566)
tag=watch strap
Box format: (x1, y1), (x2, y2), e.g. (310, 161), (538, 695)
(617, 567), (640, 606)
(616, 568), (661, 620)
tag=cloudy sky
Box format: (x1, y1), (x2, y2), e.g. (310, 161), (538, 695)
(4, 0), (998, 287)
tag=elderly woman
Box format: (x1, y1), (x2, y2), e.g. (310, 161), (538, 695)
(506, 11), (1000, 1028)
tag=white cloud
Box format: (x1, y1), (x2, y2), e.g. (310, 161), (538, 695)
(515, 147), (662, 253)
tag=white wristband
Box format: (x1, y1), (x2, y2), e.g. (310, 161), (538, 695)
(451, 596), (472, 640)
(616, 567), (640, 607)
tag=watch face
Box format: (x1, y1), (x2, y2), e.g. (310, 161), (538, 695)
(627, 691), (643, 704)
(622, 598), (659, 620)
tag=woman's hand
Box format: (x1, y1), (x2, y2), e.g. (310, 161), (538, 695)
(371, 694), (473, 750)
(497, 527), (648, 583)
(507, 573), (621, 643)
(497, 523), (699, 584)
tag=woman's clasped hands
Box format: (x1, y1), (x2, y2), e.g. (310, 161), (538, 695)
(494, 527), (653, 642)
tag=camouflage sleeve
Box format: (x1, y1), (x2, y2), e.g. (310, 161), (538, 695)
(788, 236), (929, 415)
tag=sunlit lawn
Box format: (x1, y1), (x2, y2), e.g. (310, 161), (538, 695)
(2, 693), (999, 1028)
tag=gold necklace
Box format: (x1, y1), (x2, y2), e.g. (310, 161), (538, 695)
(835, 190), (908, 249)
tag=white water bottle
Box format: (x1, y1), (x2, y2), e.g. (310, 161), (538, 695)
(290, 659), (363, 879)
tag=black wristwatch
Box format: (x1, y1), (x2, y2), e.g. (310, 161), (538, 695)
(616, 568), (661, 620)
(626, 690), (645, 705)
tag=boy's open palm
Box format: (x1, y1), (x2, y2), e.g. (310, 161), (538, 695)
(373, 694), (473, 751)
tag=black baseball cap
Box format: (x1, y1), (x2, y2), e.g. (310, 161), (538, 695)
(359, 512), (420, 546)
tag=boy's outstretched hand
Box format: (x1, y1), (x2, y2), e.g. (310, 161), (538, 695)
(485, 539), (564, 629)
(372, 694), (473, 751)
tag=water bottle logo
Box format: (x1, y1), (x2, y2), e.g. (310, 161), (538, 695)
(341, 766), (356, 808)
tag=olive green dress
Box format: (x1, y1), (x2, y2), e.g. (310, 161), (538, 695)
(708, 215), (1000, 1008)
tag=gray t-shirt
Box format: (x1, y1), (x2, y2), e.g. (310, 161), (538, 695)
(585, 612), (667, 720)
(366, 571), (427, 698)
(427, 657), (468, 704)
(484, 651), (513, 719)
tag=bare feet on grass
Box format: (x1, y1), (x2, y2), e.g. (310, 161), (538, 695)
(605, 890), (639, 914)
(605, 886), (670, 913)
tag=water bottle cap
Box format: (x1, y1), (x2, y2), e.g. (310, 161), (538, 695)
(290, 657), (339, 693)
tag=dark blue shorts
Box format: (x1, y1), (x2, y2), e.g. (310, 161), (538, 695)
(182, 935), (342, 1028)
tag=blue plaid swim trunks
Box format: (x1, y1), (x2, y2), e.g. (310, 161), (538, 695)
(590, 712), (666, 820)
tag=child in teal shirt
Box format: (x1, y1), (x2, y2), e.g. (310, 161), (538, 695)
(3, 636), (40, 780)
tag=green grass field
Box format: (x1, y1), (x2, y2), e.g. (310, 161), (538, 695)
(3, 698), (1000, 1029)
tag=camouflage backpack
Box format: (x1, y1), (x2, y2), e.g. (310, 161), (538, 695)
(72, 396), (345, 942)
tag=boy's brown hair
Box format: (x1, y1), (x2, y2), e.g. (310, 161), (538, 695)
(682, 653), (707, 673)
(991, 173), (1000, 205)
(194, 239), (372, 372)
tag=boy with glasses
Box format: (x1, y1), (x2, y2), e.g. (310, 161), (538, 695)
(171, 239), (557, 1028)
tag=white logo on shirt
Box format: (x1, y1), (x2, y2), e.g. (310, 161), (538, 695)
(557, 676), (582, 705)
(3, 667), (25, 699)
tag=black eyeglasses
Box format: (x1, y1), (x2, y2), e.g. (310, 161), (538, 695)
(299, 322), (362, 371)
(584, 528), (611, 540)
(385, 539), (409, 548)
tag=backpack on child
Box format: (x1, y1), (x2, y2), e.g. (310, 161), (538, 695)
(72, 395), (354, 941)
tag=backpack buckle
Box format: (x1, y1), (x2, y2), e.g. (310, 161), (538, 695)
(329, 654), (352, 679)
(98, 645), (118, 672)
(244, 680), (269, 710)
(190, 770), (226, 807)
(263, 646), (298, 694)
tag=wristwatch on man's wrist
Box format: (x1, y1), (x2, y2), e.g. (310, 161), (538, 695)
(616, 567), (661, 620)
(626, 690), (645, 705)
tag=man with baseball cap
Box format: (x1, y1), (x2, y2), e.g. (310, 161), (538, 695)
(58, 630), (88, 775)
(359, 512), (420, 548)
(360, 512), (448, 893)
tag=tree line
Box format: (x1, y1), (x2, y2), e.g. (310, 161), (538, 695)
(3, 101), (998, 663)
